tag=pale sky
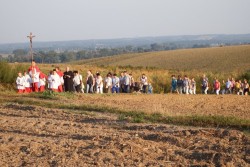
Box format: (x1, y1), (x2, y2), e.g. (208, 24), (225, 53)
(0, 0), (249, 44)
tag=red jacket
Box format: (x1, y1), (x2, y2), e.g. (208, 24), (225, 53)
(56, 71), (63, 77)
(28, 66), (40, 73)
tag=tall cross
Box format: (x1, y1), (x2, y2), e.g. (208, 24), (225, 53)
(27, 32), (35, 62)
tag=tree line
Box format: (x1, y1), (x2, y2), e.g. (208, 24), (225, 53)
(2, 40), (247, 64)
(0, 42), (215, 64)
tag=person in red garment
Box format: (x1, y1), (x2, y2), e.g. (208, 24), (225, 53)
(39, 72), (47, 92)
(28, 61), (40, 92)
(56, 67), (64, 92)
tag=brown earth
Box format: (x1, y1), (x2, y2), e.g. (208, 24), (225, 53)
(0, 98), (249, 166)
(70, 94), (250, 119)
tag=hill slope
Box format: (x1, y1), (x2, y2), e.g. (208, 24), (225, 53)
(75, 45), (250, 72)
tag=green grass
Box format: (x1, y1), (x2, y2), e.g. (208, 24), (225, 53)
(28, 91), (76, 100)
(0, 61), (28, 84)
(63, 109), (97, 117)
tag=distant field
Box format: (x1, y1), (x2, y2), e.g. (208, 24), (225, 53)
(0, 53), (13, 58)
(74, 45), (250, 73)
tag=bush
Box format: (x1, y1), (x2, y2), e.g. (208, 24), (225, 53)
(151, 74), (169, 93)
(0, 61), (28, 84)
(241, 70), (250, 83)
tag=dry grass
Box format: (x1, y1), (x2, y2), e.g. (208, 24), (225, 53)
(73, 45), (250, 73)
(0, 92), (249, 130)
(1, 92), (249, 120)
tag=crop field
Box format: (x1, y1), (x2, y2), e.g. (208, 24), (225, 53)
(75, 45), (250, 73)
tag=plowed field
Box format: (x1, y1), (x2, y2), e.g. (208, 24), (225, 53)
(0, 93), (249, 166)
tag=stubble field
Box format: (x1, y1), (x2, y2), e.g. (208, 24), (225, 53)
(0, 92), (249, 166)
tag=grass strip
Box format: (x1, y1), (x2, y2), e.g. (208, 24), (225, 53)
(5, 97), (249, 131)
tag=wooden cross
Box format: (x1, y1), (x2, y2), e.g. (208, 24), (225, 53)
(27, 32), (35, 61)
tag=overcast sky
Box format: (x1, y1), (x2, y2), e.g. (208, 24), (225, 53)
(0, 0), (249, 44)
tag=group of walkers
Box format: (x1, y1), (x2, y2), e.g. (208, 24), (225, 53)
(171, 75), (197, 95)
(15, 61), (249, 95)
(15, 62), (80, 93)
(85, 70), (153, 94)
(171, 74), (249, 95)
(16, 61), (153, 94)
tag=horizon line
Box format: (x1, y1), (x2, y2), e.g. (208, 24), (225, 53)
(1, 33), (250, 45)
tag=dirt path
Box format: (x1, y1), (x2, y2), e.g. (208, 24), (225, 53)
(0, 103), (249, 166)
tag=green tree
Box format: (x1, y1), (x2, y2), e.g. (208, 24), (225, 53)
(13, 49), (27, 56)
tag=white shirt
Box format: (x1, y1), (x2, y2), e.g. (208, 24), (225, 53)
(16, 76), (25, 90)
(39, 78), (46, 87)
(48, 74), (60, 89)
(141, 76), (148, 85)
(105, 77), (112, 87)
(112, 77), (120, 87)
(60, 76), (64, 85)
(29, 68), (40, 83)
(47, 75), (52, 89)
(23, 74), (32, 88)
(73, 74), (81, 86)
(96, 76), (103, 88)
(124, 74), (130, 85)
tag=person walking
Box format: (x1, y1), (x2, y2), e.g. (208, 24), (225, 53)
(96, 72), (103, 94)
(201, 75), (209, 94)
(214, 78), (221, 95)
(105, 73), (112, 93)
(183, 75), (189, 94)
(123, 71), (130, 93)
(86, 70), (94, 93)
(243, 79), (249, 95)
(63, 67), (74, 92)
(171, 75), (177, 93)
(112, 73), (120, 93)
(176, 75), (183, 94)
(16, 72), (25, 93)
(140, 74), (148, 93)
(73, 71), (82, 93)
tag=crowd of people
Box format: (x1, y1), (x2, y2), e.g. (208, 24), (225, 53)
(15, 61), (249, 95)
(16, 61), (153, 94)
(170, 74), (249, 95)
